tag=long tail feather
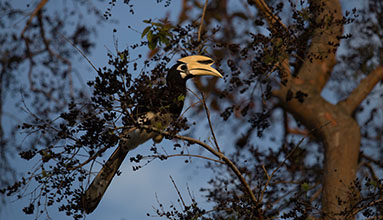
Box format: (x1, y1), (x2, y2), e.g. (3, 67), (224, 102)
(81, 128), (154, 213)
(82, 145), (129, 213)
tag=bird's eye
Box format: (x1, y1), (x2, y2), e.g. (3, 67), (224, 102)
(180, 64), (187, 71)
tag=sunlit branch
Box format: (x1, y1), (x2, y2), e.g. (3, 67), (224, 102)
(201, 92), (222, 153)
(338, 66), (383, 115)
(197, 0), (209, 43)
(37, 12), (74, 98)
(21, 0), (48, 38)
(348, 198), (383, 219)
(251, 0), (287, 30)
(140, 125), (258, 204)
(147, 154), (224, 164)
(251, 0), (291, 85)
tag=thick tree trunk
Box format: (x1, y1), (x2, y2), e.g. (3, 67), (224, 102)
(274, 90), (360, 219)
(321, 114), (360, 219)
(271, 0), (362, 218)
(252, 0), (383, 218)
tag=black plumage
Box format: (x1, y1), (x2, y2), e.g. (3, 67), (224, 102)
(81, 55), (222, 214)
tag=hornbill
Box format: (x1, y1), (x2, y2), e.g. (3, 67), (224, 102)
(81, 55), (222, 213)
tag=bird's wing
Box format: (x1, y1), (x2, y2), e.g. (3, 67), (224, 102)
(81, 127), (155, 213)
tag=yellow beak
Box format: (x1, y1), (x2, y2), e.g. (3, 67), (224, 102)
(178, 55), (223, 78)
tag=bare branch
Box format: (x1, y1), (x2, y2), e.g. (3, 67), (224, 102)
(338, 66), (383, 115)
(251, 0), (291, 84)
(201, 92), (221, 153)
(198, 0), (208, 43)
(348, 198), (383, 219)
(251, 0), (287, 30)
(169, 176), (186, 208)
(37, 12), (74, 98)
(259, 137), (305, 204)
(148, 153), (224, 164)
(177, 0), (190, 24)
(21, 0), (49, 38)
(60, 34), (99, 73)
(141, 125), (258, 204)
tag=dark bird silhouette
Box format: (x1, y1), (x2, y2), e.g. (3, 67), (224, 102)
(82, 55), (222, 213)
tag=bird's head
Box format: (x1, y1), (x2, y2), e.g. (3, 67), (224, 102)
(167, 55), (222, 86)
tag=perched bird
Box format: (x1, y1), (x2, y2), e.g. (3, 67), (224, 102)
(81, 55), (222, 213)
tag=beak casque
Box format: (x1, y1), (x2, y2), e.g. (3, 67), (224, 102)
(178, 55), (223, 78)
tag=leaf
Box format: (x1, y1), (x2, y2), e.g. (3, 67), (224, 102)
(119, 53), (125, 61)
(147, 30), (153, 43)
(143, 19), (151, 24)
(141, 26), (151, 38)
(263, 55), (274, 64)
(177, 94), (185, 102)
(148, 35), (158, 50)
(158, 33), (166, 44)
(162, 37), (170, 46)
(369, 180), (378, 188)
(301, 182), (309, 191)
(152, 22), (162, 27)
(42, 169), (47, 177)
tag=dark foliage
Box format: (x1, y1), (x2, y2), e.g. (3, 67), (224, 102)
(0, 0), (382, 219)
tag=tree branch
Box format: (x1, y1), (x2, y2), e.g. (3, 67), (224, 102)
(295, 0), (343, 92)
(21, 0), (49, 38)
(141, 125), (258, 204)
(169, 176), (186, 208)
(348, 198), (383, 219)
(259, 137), (305, 204)
(197, 0), (208, 43)
(147, 153), (225, 164)
(338, 66), (383, 115)
(251, 0), (291, 85)
(201, 92), (221, 152)
(251, 0), (287, 30)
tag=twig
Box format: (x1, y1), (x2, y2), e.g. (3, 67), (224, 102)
(68, 145), (110, 171)
(21, 0), (49, 38)
(197, 0), (209, 43)
(148, 153), (224, 164)
(261, 165), (270, 179)
(348, 198), (383, 219)
(141, 125), (258, 204)
(186, 89), (221, 152)
(310, 186), (322, 203)
(186, 183), (195, 203)
(60, 34), (99, 73)
(251, 0), (291, 86)
(259, 136), (305, 204)
(251, 0), (287, 30)
(154, 193), (165, 213)
(180, 100), (203, 118)
(201, 92), (221, 153)
(170, 175), (186, 208)
(37, 12), (73, 98)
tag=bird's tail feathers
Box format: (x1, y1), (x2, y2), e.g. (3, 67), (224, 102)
(81, 128), (154, 213)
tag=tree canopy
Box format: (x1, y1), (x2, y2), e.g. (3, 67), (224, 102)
(0, 0), (382, 219)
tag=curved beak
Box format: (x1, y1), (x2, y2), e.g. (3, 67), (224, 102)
(178, 55), (223, 78)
